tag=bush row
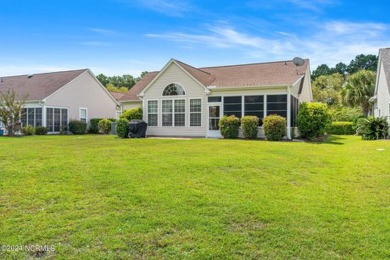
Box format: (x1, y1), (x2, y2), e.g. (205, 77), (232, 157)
(21, 126), (48, 135)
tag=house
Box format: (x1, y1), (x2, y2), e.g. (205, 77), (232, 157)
(0, 69), (121, 133)
(373, 48), (390, 122)
(119, 58), (312, 138)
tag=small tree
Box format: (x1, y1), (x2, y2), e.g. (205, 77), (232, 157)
(298, 102), (331, 140)
(0, 89), (27, 136)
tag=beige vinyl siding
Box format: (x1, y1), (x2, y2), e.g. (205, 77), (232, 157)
(45, 71), (119, 121)
(122, 101), (142, 111)
(290, 66), (312, 102)
(375, 63), (390, 121)
(143, 62), (207, 137)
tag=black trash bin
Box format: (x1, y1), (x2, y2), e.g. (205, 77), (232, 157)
(128, 120), (147, 138)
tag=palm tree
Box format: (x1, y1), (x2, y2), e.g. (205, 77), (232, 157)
(342, 70), (376, 116)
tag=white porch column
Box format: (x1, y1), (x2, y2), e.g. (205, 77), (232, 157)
(286, 88), (292, 140)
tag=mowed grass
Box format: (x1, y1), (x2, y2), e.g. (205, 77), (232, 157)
(0, 135), (389, 259)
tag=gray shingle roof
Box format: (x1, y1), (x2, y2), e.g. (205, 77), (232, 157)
(0, 69), (88, 100)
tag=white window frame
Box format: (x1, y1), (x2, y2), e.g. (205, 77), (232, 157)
(79, 107), (88, 123)
(147, 100), (159, 127)
(189, 98), (202, 127)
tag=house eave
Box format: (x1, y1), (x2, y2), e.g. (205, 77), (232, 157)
(207, 84), (289, 92)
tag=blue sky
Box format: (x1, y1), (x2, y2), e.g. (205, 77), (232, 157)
(1, 0), (389, 77)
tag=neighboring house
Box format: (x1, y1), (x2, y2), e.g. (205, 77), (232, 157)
(373, 48), (390, 122)
(119, 58), (312, 138)
(0, 69), (121, 133)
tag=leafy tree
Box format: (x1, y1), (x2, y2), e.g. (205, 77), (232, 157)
(311, 64), (332, 80)
(0, 89), (27, 136)
(347, 54), (378, 74)
(312, 73), (344, 106)
(96, 73), (109, 87)
(332, 62), (348, 75)
(136, 71), (149, 82)
(106, 83), (128, 93)
(342, 70), (376, 116)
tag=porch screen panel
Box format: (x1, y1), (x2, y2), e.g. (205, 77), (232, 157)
(28, 108), (34, 126)
(46, 108), (54, 132)
(290, 96), (299, 127)
(35, 108), (42, 126)
(21, 108), (27, 127)
(223, 96), (242, 118)
(244, 95), (264, 125)
(61, 109), (68, 131)
(267, 95), (287, 118)
(54, 108), (61, 132)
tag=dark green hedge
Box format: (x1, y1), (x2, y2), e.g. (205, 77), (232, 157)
(219, 115), (240, 139)
(241, 116), (259, 139)
(263, 115), (286, 141)
(69, 120), (87, 135)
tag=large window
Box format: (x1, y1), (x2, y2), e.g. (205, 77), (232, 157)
(267, 95), (287, 118)
(147, 100), (158, 126)
(21, 108), (43, 127)
(244, 96), (264, 125)
(163, 83), (185, 96)
(223, 96), (242, 118)
(46, 107), (68, 132)
(162, 99), (186, 126)
(190, 99), (202, 126)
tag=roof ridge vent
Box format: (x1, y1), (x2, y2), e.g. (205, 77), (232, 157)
(27, 74), (34, 78)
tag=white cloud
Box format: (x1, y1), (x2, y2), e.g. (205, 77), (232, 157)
(88, 28), (118, 36)
(145, 20), (390, 69)
(115, 0), (194, 17)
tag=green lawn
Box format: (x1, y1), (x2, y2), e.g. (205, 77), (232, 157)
(0, 135), (389, 259)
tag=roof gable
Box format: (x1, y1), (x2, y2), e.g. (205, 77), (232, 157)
(0, 69), (88, 100)
(378, 48), (390, 94)
(119, 58), (310, 101)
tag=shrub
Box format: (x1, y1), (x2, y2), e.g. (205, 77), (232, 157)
(328, 106), (363, 122)
(116, 118), (129, 138)
(21, 125), (35, 135)
(68, 120), (87, 135)
(219, 115), (240, 139)
(298, 102), (331, 140)
(263, 115), (286, 141)
(326, 121), (355, 135)
(241, 116), (259, 139)
(89, 118), (103, 134)
(35, 126), (48, 135)
(98, 118), (112, 134)
(121, 107), (143, 121)
(356, 117), (389, 140)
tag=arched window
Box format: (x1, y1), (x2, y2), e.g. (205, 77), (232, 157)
(162, 83), (185, 96)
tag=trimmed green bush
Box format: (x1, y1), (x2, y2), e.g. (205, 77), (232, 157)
(98, 118), (112, 134)
(328, 106), (363, 122)
(356, 117), (389, 140)
(219, 115), (240, 139)
(35, 126), (48, 135)
(263, 115), (286, 141)
(68, 120), (87, 135)
(116, 118), (129, 138)
(326, 121), (355, 135)
(21, 125), (35, 135)
(241, 116), (259, 139)
(298, 102), (331, 140)
(89, 118), (103, 134)
(121, 107), (143, 121)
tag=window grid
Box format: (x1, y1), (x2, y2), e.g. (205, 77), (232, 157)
(147, 100), (158, 126)
(190, 99), (202, 126)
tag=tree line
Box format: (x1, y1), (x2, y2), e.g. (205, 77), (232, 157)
(96, 71), (148, 93)
(311, 54), (378, 117)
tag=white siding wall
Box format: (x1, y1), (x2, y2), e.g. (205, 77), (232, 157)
(290, 66), (313, 102)
(45, 71), (119, 121)
(122, 101), (142, 111)
(143, 62), (208, 137)
(375, 63), (390, 121)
